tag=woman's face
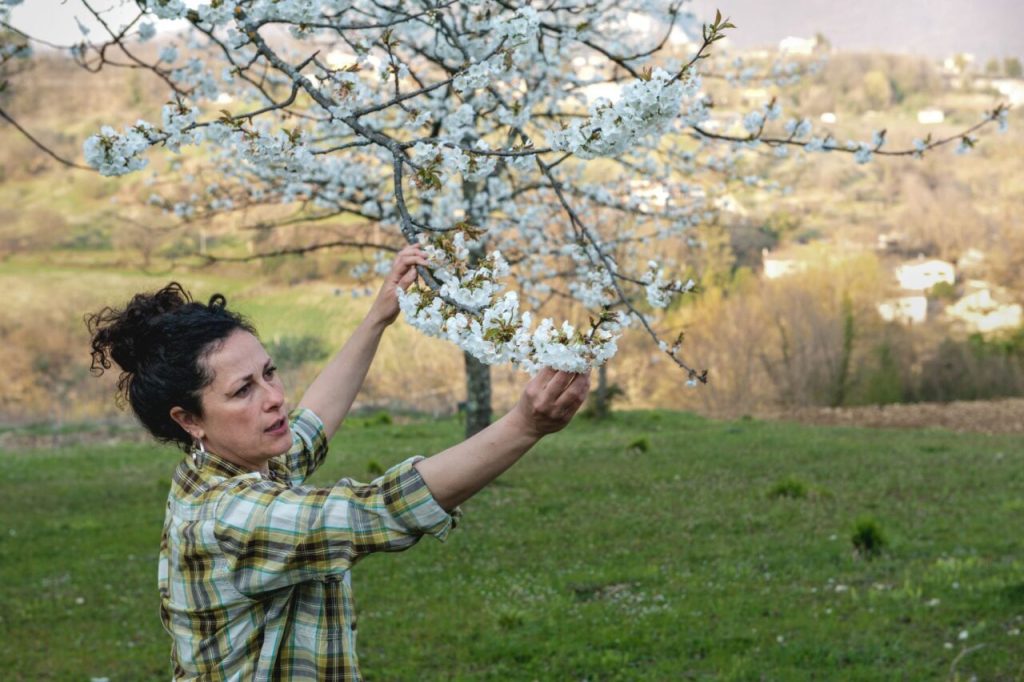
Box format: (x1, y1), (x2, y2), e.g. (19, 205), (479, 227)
(173, 329), (292, 471)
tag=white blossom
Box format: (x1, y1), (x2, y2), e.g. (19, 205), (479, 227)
(159, 45), (178, 63)
(83, 122), (156, 176)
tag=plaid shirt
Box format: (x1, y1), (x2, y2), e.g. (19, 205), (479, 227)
(159, 409), (460, 680)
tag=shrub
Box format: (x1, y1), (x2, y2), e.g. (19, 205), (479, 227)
(495, 605), (526, 630)
(626, 437), (649, 454)
(767, 478), (808, 500)
(851, 517), (887, 559)
(366, 411), (392, 426)
(265, 334), (329, 371)
(929, 280), (956, 300)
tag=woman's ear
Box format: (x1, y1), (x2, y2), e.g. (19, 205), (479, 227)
(170, 406), (203, 441)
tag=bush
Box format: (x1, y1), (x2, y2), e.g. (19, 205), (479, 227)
(495, 605), (526, 630)
(767, 478), (808, 500)
(930, 281), (956, 300)
(858, 342), (905, 405)
(916, 336), (1024, 402)
(626, 437), (649, 454)
(851, 517), (887, 559)
(265, 334), (330, 370)
(366, 411), (392, 426)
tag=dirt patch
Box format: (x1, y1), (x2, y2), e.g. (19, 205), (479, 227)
(759, 398), (1024, 435)
(0, 426), (151, 451)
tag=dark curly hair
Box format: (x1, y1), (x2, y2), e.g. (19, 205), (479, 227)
(86, 282), (256, 451)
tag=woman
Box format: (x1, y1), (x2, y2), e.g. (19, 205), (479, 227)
(86, 244), (590, 680)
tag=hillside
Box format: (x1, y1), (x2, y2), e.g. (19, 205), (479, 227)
(2, 49), (1023, 425)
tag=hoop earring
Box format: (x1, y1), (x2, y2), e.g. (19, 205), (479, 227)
(191, 438), (206, 465)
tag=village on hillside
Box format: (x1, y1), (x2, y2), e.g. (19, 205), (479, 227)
(762, 243), (1023, 335)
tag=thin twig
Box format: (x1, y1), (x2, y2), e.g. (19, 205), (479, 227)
(0, 107), (93, 170)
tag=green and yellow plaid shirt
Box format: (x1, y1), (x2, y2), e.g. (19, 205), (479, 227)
(158, 408), (460, 680)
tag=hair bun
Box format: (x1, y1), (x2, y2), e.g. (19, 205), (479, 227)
(87, 282), (193, 375)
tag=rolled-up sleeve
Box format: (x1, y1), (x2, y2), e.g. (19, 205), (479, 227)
(279, 408), (329, 484)
(213, 456), (461, 596)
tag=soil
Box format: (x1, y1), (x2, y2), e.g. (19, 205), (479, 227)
(4, 399), (1024, 451)
(759, 398), (1024, 435)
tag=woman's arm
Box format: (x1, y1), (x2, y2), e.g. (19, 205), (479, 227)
(297, 244), (429, 440)
(414, 368), (591, 511)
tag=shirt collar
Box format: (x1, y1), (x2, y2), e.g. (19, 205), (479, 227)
(192, 448), (287, 483)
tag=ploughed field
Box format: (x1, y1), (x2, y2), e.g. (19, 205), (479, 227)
(764, 398), (1024, 435)
(1, 411), (1021, 680)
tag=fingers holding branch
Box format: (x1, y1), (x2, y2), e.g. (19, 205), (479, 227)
(515, 369), (591, 437)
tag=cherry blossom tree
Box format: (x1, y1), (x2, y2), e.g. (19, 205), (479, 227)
(0, 0), (1008, 435)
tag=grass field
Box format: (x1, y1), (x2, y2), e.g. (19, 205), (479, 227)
(1, 411), (1022, 681)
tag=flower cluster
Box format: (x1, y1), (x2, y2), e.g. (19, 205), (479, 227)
(161, 103), (201, 152)
(493, 6), (541, 44)
(642, 261), (695, 309)
(398, 229), (630, 373)
(83, 122), (158, 176)
(547, 69), (689, 159)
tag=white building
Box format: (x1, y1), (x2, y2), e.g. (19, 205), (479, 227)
(917, 108), (945, 124)
(942, 53), (976, 74)
(945, 281), (1023, 334)
(990, 78), (1024, 106)
(956, 248), (986, 274)
(628, 179), (669, 211)
(895, 258), (955, 291)
(740, 88), (770, 106)
(761, 248), (806, 279)
(778, 36), (816, 56)
(878, 296), (928, 325)
(876, 232), (904, 251)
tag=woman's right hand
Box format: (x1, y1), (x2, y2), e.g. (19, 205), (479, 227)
(511, 367), (591, 438)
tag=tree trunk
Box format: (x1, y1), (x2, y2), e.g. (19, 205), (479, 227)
(831, 294), (855, 407)
(463, 351), (492, 437)
(592, 363), (610, 420)
(459, 225), (493, 438)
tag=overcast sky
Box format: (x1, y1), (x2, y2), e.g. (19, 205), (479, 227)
(687, 0), (1024, 60)
(8, 0), (1024, 61)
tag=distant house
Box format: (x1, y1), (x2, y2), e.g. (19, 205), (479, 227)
(326, 50), (357, 68)
(581, 81), (622, 103)
(740, 88), (769, 107)
(945, 281), (1023, 334)
(878, 296), (928, 325)
(990, 79), (1024, 106)
(955, 248), (986, 275)
(895, 258), (955, 291)
(942, 53), (976, 75)
(917, 108), (945, 125)
(778, 36), (816, 56)
(628, 179), (669, 211)
(876, 232), (904, 252)
(761, 247), (806, 279)
(572, 54), (620, 103)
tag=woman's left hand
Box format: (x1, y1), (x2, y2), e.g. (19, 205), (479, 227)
(368, 244), (431, 327)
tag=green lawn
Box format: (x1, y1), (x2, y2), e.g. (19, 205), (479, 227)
(1, 411), (1022, 680)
